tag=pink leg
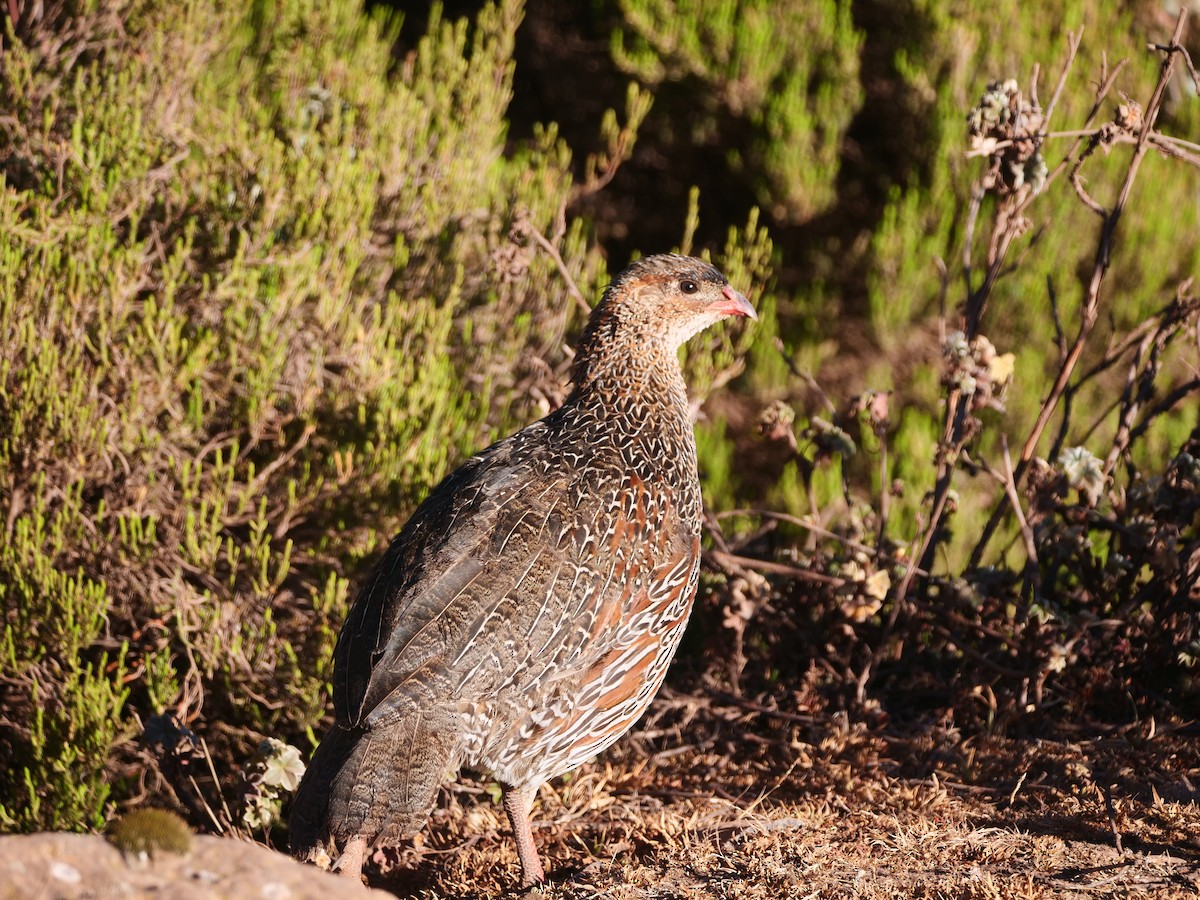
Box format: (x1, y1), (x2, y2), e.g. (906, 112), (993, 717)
(503, 784), (546, 887)
(334, 834), (367, 880)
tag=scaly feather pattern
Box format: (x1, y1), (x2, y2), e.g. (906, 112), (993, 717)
(290, 254), (755, 887)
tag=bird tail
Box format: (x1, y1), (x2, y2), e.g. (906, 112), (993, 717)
(288, 712), (461, 862)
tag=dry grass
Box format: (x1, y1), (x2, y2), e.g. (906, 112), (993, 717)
(354, 682), (1200, 899)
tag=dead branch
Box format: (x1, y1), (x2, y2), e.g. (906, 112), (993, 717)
(1021, 12), (1188, 466)
(527, 219), (591, 315)
(970, 10), (1191, 569)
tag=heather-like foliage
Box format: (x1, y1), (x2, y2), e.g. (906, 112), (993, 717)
(611, 0), (862, 223)
(0, 0), (770, 830)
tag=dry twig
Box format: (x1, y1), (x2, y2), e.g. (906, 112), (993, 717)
(970, 10), (1194, 568)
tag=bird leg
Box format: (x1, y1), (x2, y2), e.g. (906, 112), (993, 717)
(333, 834), (367, 880)
(502, 784), (546, 887)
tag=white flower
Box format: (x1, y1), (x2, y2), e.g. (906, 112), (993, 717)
(257, 738), (306, 791)
(1047, 643), (1071, 673)
(1058, 446), (1105, 506)
(864, 569), (891, 601)
(944, 331), (970, 361)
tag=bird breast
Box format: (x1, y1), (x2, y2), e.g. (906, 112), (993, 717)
(455, 406), (703, 784)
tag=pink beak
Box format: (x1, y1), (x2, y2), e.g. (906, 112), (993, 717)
(713, 285), (757, 320)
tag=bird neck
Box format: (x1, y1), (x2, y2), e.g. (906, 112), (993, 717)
(570, 301), (694, 400)
(567, 336), (691, 421)
(563, 328), (701, 525)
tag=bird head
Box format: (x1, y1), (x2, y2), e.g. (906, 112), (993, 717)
(600, 253), (756, 350)
(572, 254), (756, 390)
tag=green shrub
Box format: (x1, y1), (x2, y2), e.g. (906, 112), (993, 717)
(610, 0), (863, 223)
(0, 0), (780, 831)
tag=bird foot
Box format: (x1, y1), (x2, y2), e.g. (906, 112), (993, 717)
(332, 835), (368, 882)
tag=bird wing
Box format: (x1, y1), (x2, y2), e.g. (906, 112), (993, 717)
(333, 420), (574, 728)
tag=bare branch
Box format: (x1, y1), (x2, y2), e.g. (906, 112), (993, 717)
(1021, 10), (1187, 465)
(1070, 154), (1108, 217)
(707, 548), (845, 586)
(1001, 436), (1038, 571)
(719, 507), (924, 574)
(527, 221), (591, 315)
(1048, 276), (1066, 359)
(1125, 377), (1200, 447)
(1039, 57), (1129, 195)
(1042, 29), (1082, 127)
(971, 12), (1191, 568)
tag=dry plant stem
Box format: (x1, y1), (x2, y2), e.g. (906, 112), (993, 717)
(1070, 150), (1108, 216)
(960, 184), (985, 301)
(200, 736), (235, 829)
(1100, 780), (1124, 854)
(968, 201), (1024, 337)
(969, 11), (1190, 569)
(962, 125), (1200, 154)
(1153, 36), (1200, 92)
(527, 219), (591, 316)
(897, 32), (1090, 614)
(719, 507), (922, 574)
(1022, 12), (1187, 464)
(927, 621), (1028, 678)
(1147, 132), (1200, 166)
(708, 547), (844, 587)
(1042, 30), (1082, 127)
(1078, 302), (1181, 383)
(1125, 376), (1200, 446)
(702, 688), (818, 726)
(1102, 327), (1162, 475)
(877, 433), (890, 546)
(911, 398), (964, 575)
(1000, 436), (1038, 575)
(702, 509), (736, 557)
(935, 600), (1027, 649)
(1058, 309), (1178, 453)
(1041, 58), (1130, 193)
(774, 339), (838, 416)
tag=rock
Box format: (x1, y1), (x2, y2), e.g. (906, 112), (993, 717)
(0, 832), (387, 899)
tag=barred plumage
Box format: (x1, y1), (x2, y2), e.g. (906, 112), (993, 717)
(289, 254), (755, 887)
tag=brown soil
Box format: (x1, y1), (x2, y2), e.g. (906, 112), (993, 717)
(361, 685), (1200, 899)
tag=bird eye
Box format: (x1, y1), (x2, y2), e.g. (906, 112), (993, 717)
(680, 279), (699, 294)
